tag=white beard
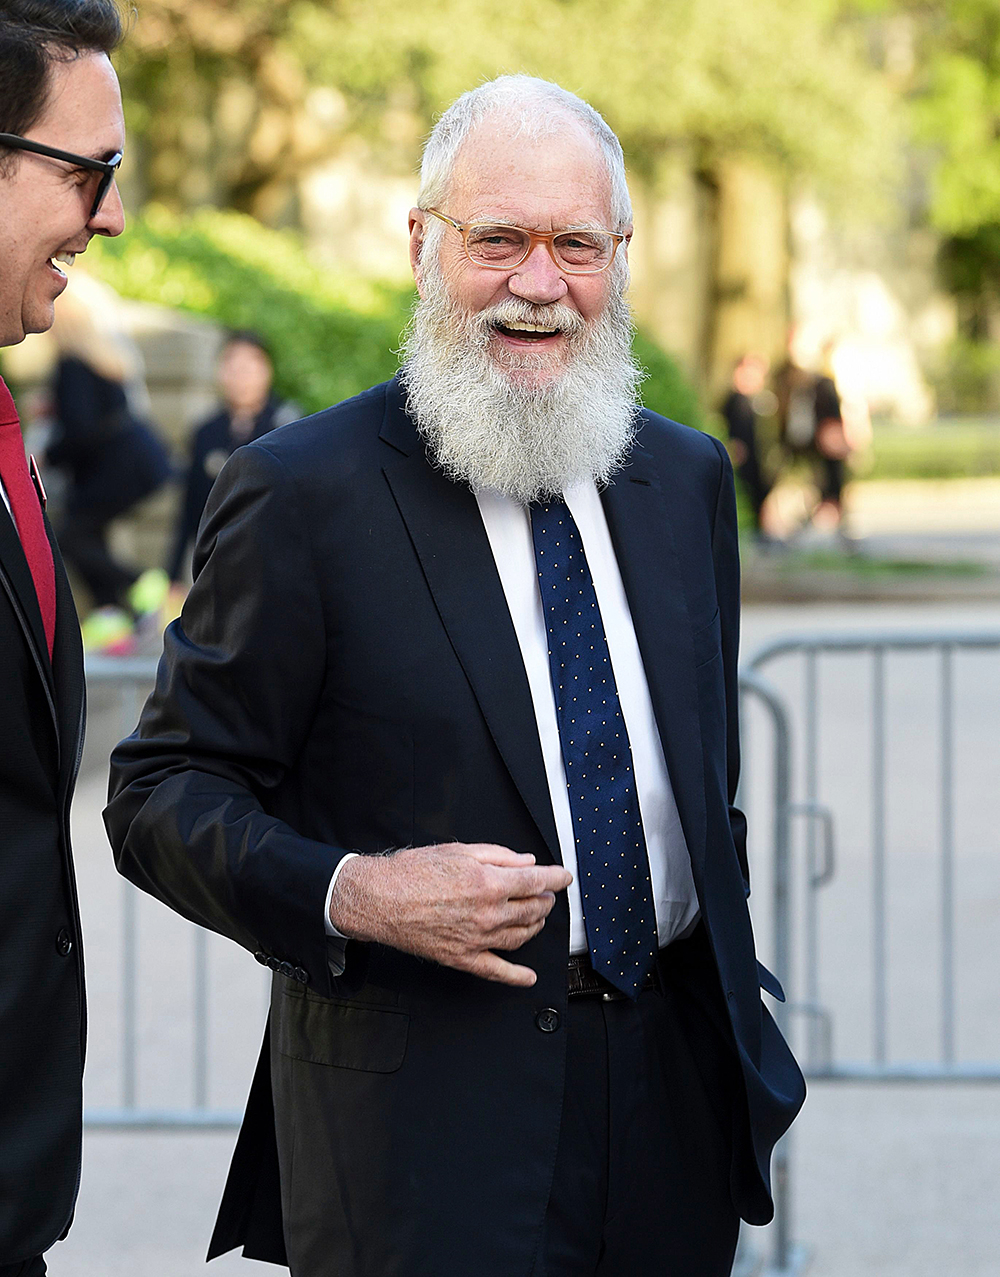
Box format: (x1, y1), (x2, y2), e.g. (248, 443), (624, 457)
(398, 264), (645, 506)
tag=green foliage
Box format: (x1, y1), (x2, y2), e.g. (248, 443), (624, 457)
(782, 548), (986, 578)
(633, 331), (704, 431)
(909, 0), (1000, 236)
(117, 0), (898, 214)
(868, 419), (1000, 478)
(86, 206), (703, 424)
(88, 206), (411, 413)
(926, 336), (1000, 415)
(938, 225), (1000, 298)
(291, 0), (896, 202)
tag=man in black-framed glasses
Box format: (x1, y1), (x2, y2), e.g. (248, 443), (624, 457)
(0, 3), (126, 1275)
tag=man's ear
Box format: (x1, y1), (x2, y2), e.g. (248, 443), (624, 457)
(408, 208), (427, 299)
(622, 225), (633, 264)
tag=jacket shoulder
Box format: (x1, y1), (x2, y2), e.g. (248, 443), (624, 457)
(249, 381), (391, 473)
(636, 407), (725, 471)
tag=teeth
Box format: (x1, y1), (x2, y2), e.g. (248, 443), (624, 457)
(501, 321), (559, 334)
(54, 253), (76, 267)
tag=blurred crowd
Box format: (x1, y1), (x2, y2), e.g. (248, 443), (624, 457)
(26, 276), (298, 653)
(720, 334), (872, 549)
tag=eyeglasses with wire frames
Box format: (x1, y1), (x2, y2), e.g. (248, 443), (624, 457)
(0, 133), (123, 219)
(423, 207), (627, 275)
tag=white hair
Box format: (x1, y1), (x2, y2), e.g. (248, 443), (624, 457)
(417, 74), (632, 231)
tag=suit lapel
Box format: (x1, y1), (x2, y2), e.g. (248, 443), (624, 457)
(0, 500), (52, 673)
(0, 503), (59, 742)
(378, 381), (560, 863)
(600, 439), (708, 876)
(48, 519), (85, 799)
(0, 500), (85, 786)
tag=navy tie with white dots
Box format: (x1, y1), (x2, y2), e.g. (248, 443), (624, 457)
(530, 499), (658, 998)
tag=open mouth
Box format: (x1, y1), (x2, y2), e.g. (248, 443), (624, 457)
(493, 320), (562, 343)
(47, 252), (77, 280)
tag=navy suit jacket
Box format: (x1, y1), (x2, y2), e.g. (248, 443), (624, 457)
(105, 377), (804, 1272)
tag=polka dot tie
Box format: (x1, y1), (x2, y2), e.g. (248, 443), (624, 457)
(531, 500), (657, 998)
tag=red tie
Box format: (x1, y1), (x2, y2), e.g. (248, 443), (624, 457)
(0, 376), (56, 658)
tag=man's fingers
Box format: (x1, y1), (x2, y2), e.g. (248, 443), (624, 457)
(463, 843), (536, 868)
(449, 845), (572, 895)
(464, 950), (538, 986)
(488, 921), (547, 951)
(503, 865), (573, 898)
(486, 893), (555, 932)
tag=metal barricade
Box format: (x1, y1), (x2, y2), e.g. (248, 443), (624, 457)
(740, 630), (1000, 1274)
(83, 655), (253, 1129)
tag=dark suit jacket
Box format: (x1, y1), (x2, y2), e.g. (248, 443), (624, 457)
(0, 476), (86, 1261)
(105, 378), (805, 1274)
(165, 395), (296, 583)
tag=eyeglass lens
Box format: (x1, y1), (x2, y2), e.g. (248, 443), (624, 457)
(90, 166), (117, 218)
(466, 225), (615, 271)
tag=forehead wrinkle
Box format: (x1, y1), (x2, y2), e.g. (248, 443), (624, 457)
(469, 216), (611, 232)
(447, 118), (613, 230)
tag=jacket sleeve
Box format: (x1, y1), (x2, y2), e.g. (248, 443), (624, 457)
(104, 441), (347, 995)
(708, 434), (749, 895)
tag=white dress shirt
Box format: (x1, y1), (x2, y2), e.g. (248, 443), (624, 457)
(325, 480), (700, 954)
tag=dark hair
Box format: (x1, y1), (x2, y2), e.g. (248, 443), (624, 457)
(223, 330), (273, 360)
(0, 0), (124, 141)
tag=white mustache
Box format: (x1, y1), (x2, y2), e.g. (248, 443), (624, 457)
(473, 300), (586, 341)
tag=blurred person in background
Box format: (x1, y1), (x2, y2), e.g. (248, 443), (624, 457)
(0, 1), (125, 1273)
(720, 353), (775, 542)
(45, 279), (171, 652)
(106, 75), (803, 1277)
(165, 330), (298, 594)
(775, 338), (851, 537)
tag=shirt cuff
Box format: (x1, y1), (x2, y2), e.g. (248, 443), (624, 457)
(324, 852), (361, 938)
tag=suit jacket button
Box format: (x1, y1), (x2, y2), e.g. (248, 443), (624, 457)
(294, 967), (309, 984)
(253, 951), (269, 965)
(56, 928), (72, 956)
(267, 956), (280, 972)
(279, 961), (296, 979)
(535, 1007), (560, 1033)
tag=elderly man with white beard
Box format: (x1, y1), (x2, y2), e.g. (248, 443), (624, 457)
(105, 75), (804, 1277)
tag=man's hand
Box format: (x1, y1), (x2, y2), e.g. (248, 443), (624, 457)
(329, 843), (573, 987)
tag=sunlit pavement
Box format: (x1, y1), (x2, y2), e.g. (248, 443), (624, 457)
(46, 601), (1000, 1276)
(794, 476), (1000, 563)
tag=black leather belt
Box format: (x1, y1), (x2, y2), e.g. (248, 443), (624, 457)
(567, 952), (659, 1001)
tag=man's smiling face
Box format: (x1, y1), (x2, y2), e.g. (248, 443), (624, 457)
(409, 118), (627, 392)
(0, 50), (125, 346)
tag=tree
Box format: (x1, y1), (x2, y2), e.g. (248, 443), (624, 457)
(118, 0), (895, 217)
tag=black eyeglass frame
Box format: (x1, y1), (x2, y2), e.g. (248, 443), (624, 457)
(0, 133), (123, 219)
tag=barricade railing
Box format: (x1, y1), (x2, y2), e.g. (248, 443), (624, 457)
(739, 630), (1000, 1275)
(84, 654), (249, 1129)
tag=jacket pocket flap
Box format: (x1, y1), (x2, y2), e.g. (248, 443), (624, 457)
(757, 960), (786, 1003)
(691, 607), (722, 667)
(278, 996), (409, 1072)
